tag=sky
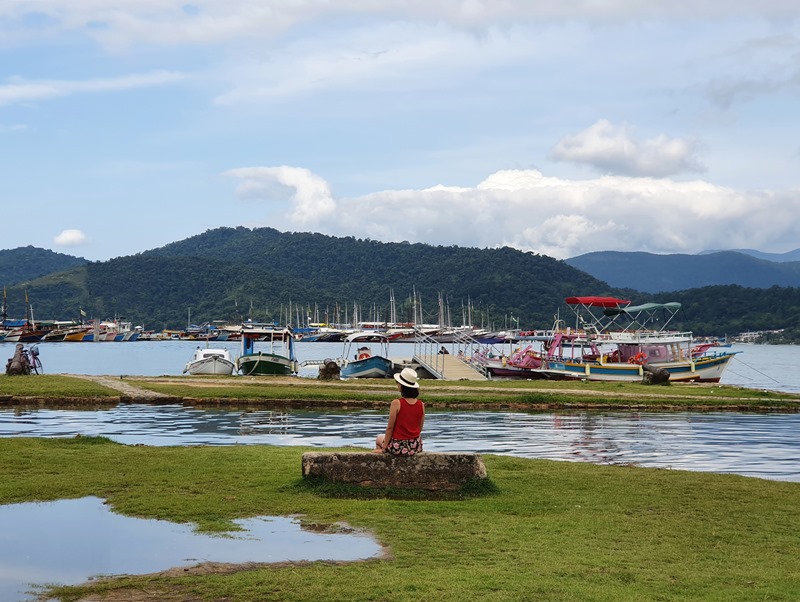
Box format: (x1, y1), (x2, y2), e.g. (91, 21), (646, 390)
(1, 1), (800, 262)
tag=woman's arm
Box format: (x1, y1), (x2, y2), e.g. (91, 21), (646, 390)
(381, 399), (400, 450)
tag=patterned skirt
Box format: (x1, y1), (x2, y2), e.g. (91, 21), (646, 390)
(385, 437), (423, 456)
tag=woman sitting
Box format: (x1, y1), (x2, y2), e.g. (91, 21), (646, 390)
(374, 367), (425, 456)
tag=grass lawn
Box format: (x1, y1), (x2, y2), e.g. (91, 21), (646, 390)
(1, 437), (798, 601)
(4, 373), (800, 411)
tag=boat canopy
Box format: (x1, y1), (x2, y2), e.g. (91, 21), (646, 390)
(565, 296), (630, 308)
(344, 331), (390, 343)
(603, 302), (681, 317)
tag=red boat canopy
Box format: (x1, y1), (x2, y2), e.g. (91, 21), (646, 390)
(565, 296), (631, 308)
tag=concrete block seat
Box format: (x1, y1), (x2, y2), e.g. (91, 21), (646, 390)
(301, 451), (488, 491)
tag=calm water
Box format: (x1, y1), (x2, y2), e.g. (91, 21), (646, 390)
(2, 340), (798, 393)
(1, 496), (380, 602)
(1, 340), (799, 484)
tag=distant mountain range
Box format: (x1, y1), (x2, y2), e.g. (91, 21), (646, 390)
(699, 248), (800, 263)
(565, 250), (800, 293)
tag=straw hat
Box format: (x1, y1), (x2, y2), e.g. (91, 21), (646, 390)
(393, 367), (419, 389)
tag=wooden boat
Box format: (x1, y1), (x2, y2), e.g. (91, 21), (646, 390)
(338, 331), (393, 379)
(183, 347), (236, 375)
(530, 297), (739, 383)
(236, 327), (298, 376)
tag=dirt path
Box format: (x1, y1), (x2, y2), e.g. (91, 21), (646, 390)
(68, 374), (173, 400)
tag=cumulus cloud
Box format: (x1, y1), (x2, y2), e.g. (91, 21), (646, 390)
(54, 229), (89, 247)
(550, 120), (705, 178)
(224, 166), (336, 225)
(225, 165), (800, 259)
(0, 71), (188, 107)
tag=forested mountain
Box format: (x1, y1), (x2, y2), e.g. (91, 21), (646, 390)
(0, 246), (87, 287)
(4, 227), (611, 330)
(5, 228), (800, 339)
(565, 251), (800, 293)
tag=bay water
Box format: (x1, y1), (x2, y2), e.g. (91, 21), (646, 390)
(1, 340), (798, 482)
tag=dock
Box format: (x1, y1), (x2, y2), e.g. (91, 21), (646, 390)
(412, 352), (487, 381)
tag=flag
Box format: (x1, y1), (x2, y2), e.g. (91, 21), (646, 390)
(80, 307), (87, 317)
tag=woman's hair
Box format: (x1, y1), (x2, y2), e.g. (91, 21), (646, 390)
(399, 383), (419, 398)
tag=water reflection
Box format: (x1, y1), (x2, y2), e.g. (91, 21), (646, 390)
(0, 496), (381, 602)
(1, 405), (799, 482)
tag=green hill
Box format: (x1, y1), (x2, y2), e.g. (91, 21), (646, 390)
(6, 228), (800, 339)
(6, 227), (611, 330)
(0, 246), (87, 288)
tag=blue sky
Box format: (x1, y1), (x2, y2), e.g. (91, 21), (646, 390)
(1, 1), (799, 261)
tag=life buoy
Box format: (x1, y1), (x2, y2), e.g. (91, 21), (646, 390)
(357, 352), (371, 360)
(628, 352), (648, 365)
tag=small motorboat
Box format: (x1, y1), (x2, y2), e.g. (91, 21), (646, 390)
(183, 347), (236, 376)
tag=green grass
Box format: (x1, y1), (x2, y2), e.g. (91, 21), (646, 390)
(3, 372), (799, 411)
(0, 374), (118, 397)
(127, 376), (800, 411)
(2, 437), (798, 601)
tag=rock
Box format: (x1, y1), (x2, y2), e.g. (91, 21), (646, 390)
(317, 359), (341, 380)
(642, 363), (670, 385)
(301, 451), (488, 491)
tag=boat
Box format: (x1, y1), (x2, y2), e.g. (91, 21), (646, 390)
(529, 297), (739, 383)
(236, 327), (298, 376)
(483, 344), (544, 378)
(338, 331), (394, 379)
(183, 346), (236, 375)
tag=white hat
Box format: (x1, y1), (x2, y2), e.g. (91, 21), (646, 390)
(393, 367), (419, 389)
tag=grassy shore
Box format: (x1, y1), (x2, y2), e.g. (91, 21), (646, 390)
(2, 436), (798, 602)
(2, 373), (800, 411)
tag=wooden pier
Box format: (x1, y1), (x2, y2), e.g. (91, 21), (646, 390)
(413, 353), (487, 381)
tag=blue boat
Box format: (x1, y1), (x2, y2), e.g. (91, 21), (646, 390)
(338, 332), (394, 379)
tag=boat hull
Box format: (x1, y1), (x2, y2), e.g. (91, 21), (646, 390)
(535, 352), (737, 383)
(184, 357), (235, 376)
(340, 356), (393, 379)
(237, 352), (296, 376)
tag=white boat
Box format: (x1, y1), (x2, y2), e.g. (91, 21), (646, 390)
(183, 347), (236, 376)
(338, 331), (394, 379)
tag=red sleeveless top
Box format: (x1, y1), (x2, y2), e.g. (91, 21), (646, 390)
(392, 397), (424, 440)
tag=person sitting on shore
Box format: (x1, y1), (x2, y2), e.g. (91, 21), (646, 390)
(374, 367), (425, 456)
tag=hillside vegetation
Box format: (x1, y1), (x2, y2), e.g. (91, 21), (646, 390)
(3, 227), (610, 330)
(0, 246), (87, 287)
(3, 227), (800, 339)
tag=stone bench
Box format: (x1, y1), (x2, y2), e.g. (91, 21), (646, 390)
(302, 451), (488, 491)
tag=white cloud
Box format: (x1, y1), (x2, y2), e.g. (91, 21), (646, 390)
(54, 229), (89, 247)
(1, 1), (797, 49)
(224, 166), (336, 225)
(0, 71), (188, 107)
(550, 120), (705, 177)
(225, 165), (800, 259)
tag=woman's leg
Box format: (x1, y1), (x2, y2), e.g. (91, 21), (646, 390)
(374, 434), (385, 451)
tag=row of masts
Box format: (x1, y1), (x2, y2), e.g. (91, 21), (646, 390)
(251, 289), (515, 332)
